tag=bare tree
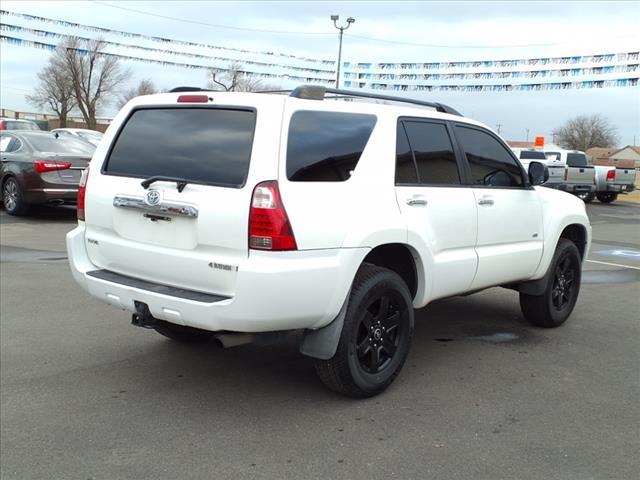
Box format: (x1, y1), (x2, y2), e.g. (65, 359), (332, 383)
(26, 46), (76, 128)
(552, 114), (618, 151)
(119, 79), (158, 108)
(207, 63), (278, 92)
(62, 37), (131, 129)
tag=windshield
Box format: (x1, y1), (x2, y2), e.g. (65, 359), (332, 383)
(26, 134), (96, 155)
(545, 151), (561, 161)
(77, 131), (103, 141)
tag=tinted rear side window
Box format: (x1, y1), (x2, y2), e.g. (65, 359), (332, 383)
(105, 108), (256, 187)
(566, 153), (588, 167)
(287, 111), (376, 182)
(395, 123), (418, 184)
(403, 121), (460, 185)
(520, 150), (546, 160)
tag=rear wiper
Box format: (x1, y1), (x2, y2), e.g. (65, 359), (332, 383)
(141, 176), (189, 192)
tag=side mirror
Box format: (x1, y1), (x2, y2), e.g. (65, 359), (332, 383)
(528, 161), (548, 186)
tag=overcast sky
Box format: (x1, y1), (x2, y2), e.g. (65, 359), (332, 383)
(1, 0), (639, 144)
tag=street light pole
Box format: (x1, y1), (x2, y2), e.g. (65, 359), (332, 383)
(331, 15), (355, 88)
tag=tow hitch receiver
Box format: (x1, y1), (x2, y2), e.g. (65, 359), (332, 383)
(132, 301), (156, 328)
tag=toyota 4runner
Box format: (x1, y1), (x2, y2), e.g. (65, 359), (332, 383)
(67, 86), (592, 397)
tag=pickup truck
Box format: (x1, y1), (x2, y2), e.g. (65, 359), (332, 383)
(545, 150), (596, 201)
(590, 164), (636, 203)
(512, 148), (564, 188)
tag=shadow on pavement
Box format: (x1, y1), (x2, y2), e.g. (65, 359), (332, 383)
(71, 292), (542, 408)
(0, 204), (77, 224)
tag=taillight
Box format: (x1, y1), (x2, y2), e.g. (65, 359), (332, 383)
(77, 167), (89, 221)
(249, 181), (297, 251)
(34, 160), (72, 173)
(177, 95), (208, 103)
(606, 169), (615, 181)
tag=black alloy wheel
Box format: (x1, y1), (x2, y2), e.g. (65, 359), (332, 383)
(551, 256), (575, 311)
(356, 293), (404, 374)
(520, 238), (581, 328)
(315, 263), (414, 398)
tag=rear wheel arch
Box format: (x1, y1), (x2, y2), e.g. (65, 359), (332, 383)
(362, 243), (420, 300)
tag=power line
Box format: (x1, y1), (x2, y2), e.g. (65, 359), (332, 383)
(347, 32), (640, 49)
(90, 1), (332, 36)
(91, 0), (639, 49)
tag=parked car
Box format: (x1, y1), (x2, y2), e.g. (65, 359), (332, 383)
(0, 118), (40, 131)
(544, 149), (596, 201)
(589, 164), (636, 203)
(511, 148), (564, 188)
(1, 131), (95, 215)
(67, 85), (591, 397)
(51, 128), (104, 147)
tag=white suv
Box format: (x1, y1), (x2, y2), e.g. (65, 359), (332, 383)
(67, 86), (591, 397)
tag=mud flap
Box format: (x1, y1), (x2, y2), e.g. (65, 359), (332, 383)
(299, 294), (349, 360)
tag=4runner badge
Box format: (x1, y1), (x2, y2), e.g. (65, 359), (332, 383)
(144, 189), (162, 206)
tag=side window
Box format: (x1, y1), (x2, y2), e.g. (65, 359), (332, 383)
(403, 121), (460, 185)
(286, 111), (377, 182)
(7, 138), (22, 152)
(0, 136), (11, 152)
(395, 123), (418, 184)
(455, 126), (524, 187)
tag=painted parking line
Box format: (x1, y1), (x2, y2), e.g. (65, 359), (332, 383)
(586, 259), (640, 270)
(593, 249), (640, 259)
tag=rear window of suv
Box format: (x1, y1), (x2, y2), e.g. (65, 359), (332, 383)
(286, 111), (376, 182)
(104, 108), (256, 188)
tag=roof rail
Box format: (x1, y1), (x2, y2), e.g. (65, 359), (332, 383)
(169, 86), (204, 93)
(287, 85), (463, 116)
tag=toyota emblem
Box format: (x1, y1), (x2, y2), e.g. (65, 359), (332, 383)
(144, 189), (161, 206)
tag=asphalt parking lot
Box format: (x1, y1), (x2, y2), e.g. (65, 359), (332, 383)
(1, 202), (638, 480)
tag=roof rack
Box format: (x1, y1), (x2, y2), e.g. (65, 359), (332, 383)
(286, 85), (463, 116)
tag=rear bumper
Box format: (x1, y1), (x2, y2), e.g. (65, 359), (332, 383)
(67, 225), (368, 333)
(24, 187), (78, 204)
(603, 183), (635, 193)
(558, 184), (595, 194)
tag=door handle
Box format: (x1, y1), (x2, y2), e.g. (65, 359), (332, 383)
(478, 197), (494, 206)
(406, 196), (428, 206)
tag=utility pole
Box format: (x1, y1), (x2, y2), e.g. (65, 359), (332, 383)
(526, 128), (530, 142)
(495, 123), (502, 135)
(331, 15), (355, 88)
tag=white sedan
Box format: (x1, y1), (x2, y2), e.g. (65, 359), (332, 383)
(51, 128), (103, 147)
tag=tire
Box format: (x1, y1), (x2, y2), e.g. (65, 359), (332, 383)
(578, 192), (595, 203)
(153, 320), (214, 343)
(520, 238), (582, 328)
(2, 177), (28, 216)
(314, 263), (414, 398)
(596, 193), (617, 203)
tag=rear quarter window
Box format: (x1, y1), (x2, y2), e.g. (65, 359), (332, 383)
(104, 108), (256, 188)
(286, 111), (376, 182)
